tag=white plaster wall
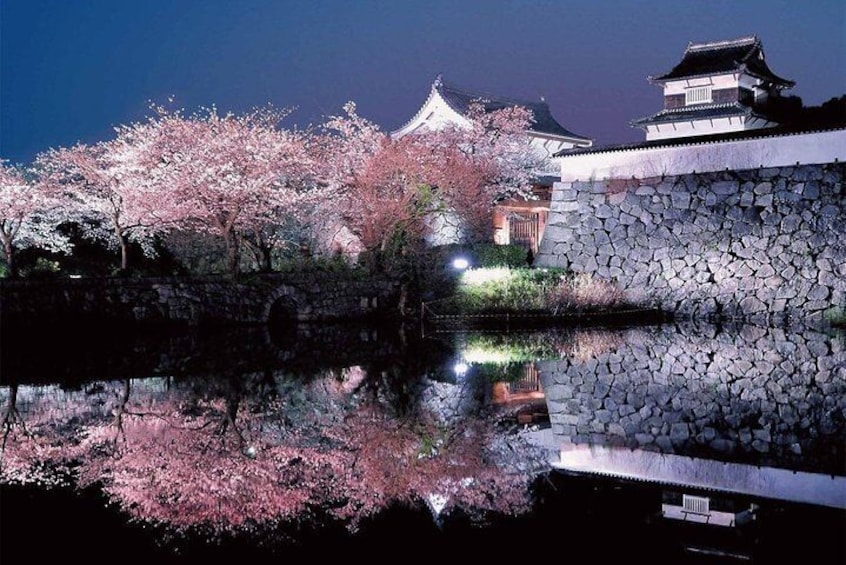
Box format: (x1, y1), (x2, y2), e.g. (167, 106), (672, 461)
(645, 116), (762, 140)
(662, 74), (738, 95)
(556, 129), (846, 181)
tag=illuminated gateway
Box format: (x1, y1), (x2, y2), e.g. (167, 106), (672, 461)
(631, 35), (795, 141)
(395, 75), (592, 253)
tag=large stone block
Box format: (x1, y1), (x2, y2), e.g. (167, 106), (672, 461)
(712, 181), (739, 195)
(671, 191), (691, 209)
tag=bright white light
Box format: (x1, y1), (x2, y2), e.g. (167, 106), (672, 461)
(427, 493), (449, 517)
(460, 267), (511, 286)
(69, 274), (82, 279)
(453, 362), (469, 376)
(452, 257), (469, 270)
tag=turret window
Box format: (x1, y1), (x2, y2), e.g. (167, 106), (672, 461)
(685, 86), (712, 105)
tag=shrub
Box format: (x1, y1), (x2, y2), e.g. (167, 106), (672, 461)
(824, 307), (845, 327)
(20, 257), (62, 279)
(472, 244), (530, 268)
(425, 266), (627, 316)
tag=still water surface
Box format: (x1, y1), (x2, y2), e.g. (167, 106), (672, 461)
(1, 320), (844, 563)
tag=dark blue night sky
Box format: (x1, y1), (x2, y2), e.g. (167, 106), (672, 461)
(2, 0), (844, 165)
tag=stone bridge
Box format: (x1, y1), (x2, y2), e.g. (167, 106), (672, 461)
(0, 272), (401, 326)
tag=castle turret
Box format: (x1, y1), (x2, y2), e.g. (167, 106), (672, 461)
(632, 36), (795, 141)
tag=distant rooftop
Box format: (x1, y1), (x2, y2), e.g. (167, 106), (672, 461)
(433, 75), (591, 142)
(649, 35), (794, 87)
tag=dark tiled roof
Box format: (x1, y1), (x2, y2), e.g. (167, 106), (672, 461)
(435, 78), (591, 142)
(631, 102), (756, 127)
(650, 35), (794, 87)
(554, 126), (845, 158)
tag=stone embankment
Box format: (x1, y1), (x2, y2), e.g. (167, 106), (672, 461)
(0, 272), (400, 326)
(537, 163), (846, 322)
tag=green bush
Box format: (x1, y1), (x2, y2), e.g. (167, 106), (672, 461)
(824, 307), (845, 327)
(472, 243), (530, 268)
(20, 257), (62, 279)
(425, 266), (626, 316)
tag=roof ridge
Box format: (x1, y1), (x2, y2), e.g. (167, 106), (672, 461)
(687, 35), (759, 52)
(438, 80), (548, 109)
(630, 102), (750, 126)
(390, 77), (447, 136)
(659, 101), (745, 115)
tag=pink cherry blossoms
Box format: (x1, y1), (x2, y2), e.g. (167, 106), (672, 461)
(0, 160), (71, 277)
(4, 96), (543, 275)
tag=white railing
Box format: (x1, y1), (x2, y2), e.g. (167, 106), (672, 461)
(683, 494), (711, 515)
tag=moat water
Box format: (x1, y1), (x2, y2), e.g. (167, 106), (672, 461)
(1, 320), (843, 563)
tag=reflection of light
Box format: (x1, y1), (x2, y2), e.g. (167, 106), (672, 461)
(452, 257), (470, 270)
(427, 493), (448, 517)
(245, 446), (257, 458)
(453, 362), (469, 376)
(69, 274), (82, 279)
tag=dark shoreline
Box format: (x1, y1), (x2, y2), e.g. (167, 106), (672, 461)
(2, 471), (844, 565)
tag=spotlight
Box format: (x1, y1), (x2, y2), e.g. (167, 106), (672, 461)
(452, 257), (469, 270)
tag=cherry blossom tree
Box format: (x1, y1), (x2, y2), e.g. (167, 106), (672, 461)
(423, 101), (546, 241)
(33, 123), (173, 272)
(148, 106), (319, 275)
(0, 160), (71, 277)
(318, 104), (428, 262)
(318, 100), (546, 270)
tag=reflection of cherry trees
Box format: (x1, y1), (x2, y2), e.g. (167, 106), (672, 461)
(0, 383), (104, 486)
(331, 399), (534, 526)
(1, 368), (542, 538)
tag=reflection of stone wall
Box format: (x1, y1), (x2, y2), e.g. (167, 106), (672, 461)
(536, 164), (846, 321)
(539, 323), (846, 473)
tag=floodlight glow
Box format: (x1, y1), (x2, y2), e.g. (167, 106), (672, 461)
(453, 362), (469, 376)
(460, 267), (511, 286)
(452, 257), (470, 270)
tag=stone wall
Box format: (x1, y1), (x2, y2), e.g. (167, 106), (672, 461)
(539, 322), (846, 474)
(536, 163), (846, 321)
(0, 273), (400, 327)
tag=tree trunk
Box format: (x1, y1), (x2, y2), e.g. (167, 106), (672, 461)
(2, 239), (16, 278)
(260, 246), (272, 273)
(115, 226), (129, 273)
(120, 239), (129, 272)
(224, 229), (240, 276)
(398, 282), (408, 316)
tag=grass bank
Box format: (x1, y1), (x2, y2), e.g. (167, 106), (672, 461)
(422, 266), (665, 323)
